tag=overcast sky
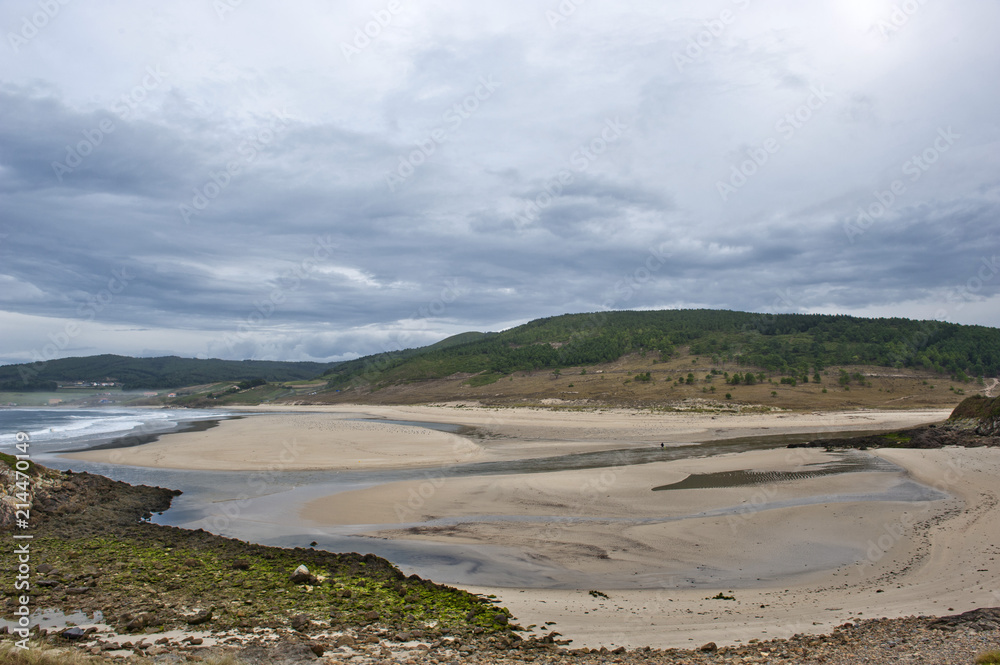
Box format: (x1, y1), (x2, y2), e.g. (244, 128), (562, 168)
(1, 1), (998, 366)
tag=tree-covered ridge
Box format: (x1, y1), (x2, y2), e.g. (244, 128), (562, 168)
(0, 354), (339, 391)
(3, 311), (996, 394)
(323, 309), (1000, 389)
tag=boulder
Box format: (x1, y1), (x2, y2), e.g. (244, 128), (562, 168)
(125, 612), (155, 631)
(929, 607), (1000, 632)
(184, 608), (213, 626)
(290, 564), (317, 585)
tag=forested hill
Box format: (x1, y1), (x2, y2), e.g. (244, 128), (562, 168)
(0, 354), (337, 391)
(3, 311), (996, 396)
(322, 309), (1000, 390)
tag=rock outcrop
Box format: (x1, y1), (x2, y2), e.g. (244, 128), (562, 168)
(950, 394), (1000, 436)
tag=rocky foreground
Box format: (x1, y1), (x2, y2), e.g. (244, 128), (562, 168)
(3, 609), (1000, 664)
(0, 456), (516, 662)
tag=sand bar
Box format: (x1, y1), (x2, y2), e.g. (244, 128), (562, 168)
(64, 412), (483, 471)
(66, 404), (951, 471)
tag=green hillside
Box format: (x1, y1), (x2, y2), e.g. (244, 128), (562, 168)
(0, 354), (338, 391)
(3, 311), (996, 402)
(322, 309), (1000, 392)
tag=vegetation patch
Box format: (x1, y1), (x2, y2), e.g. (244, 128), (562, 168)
(11, 535), (510, 635)
(0, 452), (36, 476)
(465, 372), (504, 387)
(951, 395), (1000, 421)
(976, 650), (1000, 665)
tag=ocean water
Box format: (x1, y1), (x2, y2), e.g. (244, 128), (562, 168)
(0, 406), (229, 457)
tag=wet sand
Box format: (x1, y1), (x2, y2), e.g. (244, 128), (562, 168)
(453, 447), (1000, 650)
(298, 446), (950, 591)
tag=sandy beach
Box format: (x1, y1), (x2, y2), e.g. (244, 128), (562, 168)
(61, 404), (1000, 650)
(65, 404), (951, 471)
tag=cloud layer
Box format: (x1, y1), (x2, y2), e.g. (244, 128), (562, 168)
(1, 0), (998, 365)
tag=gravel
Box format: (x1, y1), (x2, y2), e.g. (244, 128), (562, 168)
(38, 611), (996, 664)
